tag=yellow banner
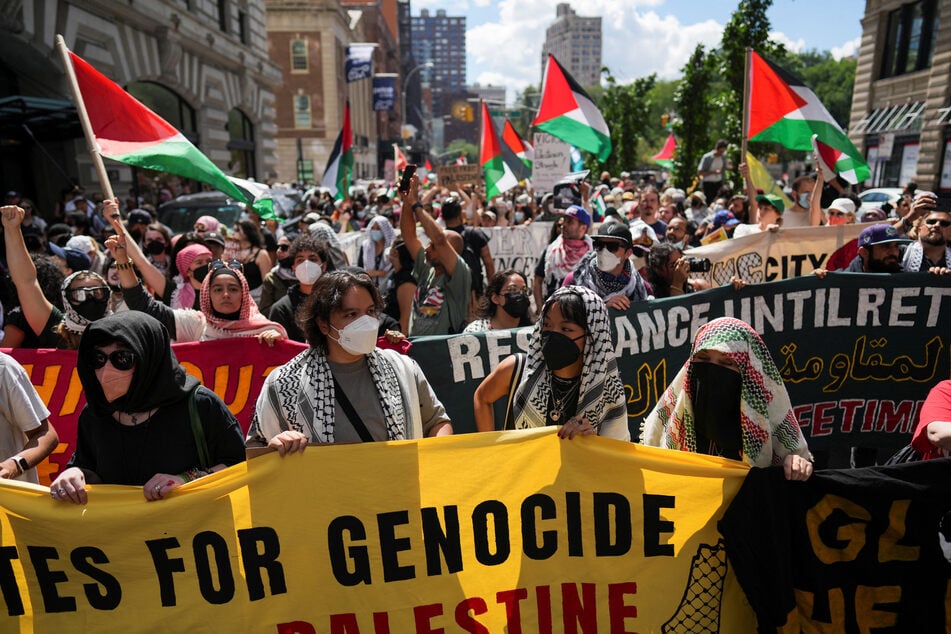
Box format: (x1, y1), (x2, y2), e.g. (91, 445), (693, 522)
(0, 430), (756, 632)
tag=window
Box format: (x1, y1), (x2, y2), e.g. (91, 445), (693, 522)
(238, 11), (248, 45)
(218, 0), (228, 32)
(290, 39), (308, 72)
(227, 109), (255, 179)
(880, 0), (938, 78)
(127, 82), (198, 144)
(294, 94), (311, 128)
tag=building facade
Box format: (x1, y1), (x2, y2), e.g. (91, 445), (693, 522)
(410, 8), (465, 120)
(540, 3), (601, 89)
(849, 0), (951, 197)
(0, 0), (279, 212)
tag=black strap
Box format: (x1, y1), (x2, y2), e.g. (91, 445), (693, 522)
(332, 376), (374, 442)
(188, 385), (210, 469)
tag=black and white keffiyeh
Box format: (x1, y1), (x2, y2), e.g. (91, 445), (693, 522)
(571, 250), (649, 301)
(60, 270), (112, 334)
(510, 286), (627, 432)
(903, 241), (951, 272)
(251, 347), (406, 443)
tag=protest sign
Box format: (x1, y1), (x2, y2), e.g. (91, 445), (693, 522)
(409, 273), (951, 458)
(686, 224), (866, 285)
(436, 164), (481, 190)
(483, 223), (552, 280)
(532, 132), (571, 194)
(0, 430), (757, 632)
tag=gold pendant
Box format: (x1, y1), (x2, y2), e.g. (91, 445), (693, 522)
(550, 410), (561, 422)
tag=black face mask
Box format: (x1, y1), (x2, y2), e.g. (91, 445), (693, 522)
(278, 256), (294, 269)
(108, 284), (122, 295)
(541, 331), (584, 371)
(73, 298), (109, 322)
(192, 264), (210, 283)
(502, 292), (530, 319)
(690, 361), (743, 459)
(145, 240), (166, 256)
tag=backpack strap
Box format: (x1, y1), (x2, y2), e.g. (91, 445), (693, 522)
(188, 385), (211, 469)
(502, 353), (527, 430)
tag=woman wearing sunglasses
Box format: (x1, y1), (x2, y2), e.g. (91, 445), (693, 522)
(50, 312), (246, 503)
(102, 202), (287, 345)
(2, 205), (114, 349)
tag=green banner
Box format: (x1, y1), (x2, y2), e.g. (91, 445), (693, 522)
(409, 273), (951, 460)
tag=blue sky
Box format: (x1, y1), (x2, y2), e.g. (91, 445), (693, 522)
(410, 0), (866, 100)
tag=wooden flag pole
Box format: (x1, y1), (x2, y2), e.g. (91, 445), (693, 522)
(741, 47), (752, 167)
(54, 35), (116, 205)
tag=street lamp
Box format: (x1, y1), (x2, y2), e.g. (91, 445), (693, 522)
(401, 61), (434, 139)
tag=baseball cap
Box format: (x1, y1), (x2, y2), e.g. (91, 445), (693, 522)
(828, 198), (856, 215)
(592, 222), (633, 249)
(858, 208), (887, 223)
(755, 194), (786, 214)
(712, 209), (741, 229)
(558, 204), (591, 227)
(127, 209), (152, 225)
(49, 243), (92, 271)
(858, 223), (908, 248)
(202, 231), (226, 248)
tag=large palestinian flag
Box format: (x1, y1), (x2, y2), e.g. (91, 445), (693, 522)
(747, 50), (869, 183)
(532, 54), (611, 162)
(66, 50), (250, 203)
(480, 102), (518, 198)
(501, 120), (533, 180)
(321, 101), (353, 200)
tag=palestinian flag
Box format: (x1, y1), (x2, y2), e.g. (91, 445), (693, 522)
(590, 188), (607, 221)
(502, 120), (533, 180)
(651, 134), (676, 170)
(393, 144), (408, 174)
(479, 102), (518, 198)
(66, 50), (250, 203)
(455, 152), (468, 166)
(747, 50), (869, 183)
(321, 101), (353, 200)
(532, 54), (611, 162)
(811, 134), (865, 184)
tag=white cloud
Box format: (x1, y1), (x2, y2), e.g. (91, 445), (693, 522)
(831, 36), (861, 60)
(768, 30), (806, 54)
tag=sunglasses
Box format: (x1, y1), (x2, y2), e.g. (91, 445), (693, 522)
(593, 241), (626, 252)
(91, 349), (137, 371)
(209, 259), (244, 273)
(67, 286), (109, 303)
(277, 244), (290, 252)
(925, 218), (951, 228)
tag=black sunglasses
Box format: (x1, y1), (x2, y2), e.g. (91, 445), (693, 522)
(925, 218), (951, 228)
(67, 286), (110, 303)
(277, 244), (290, 252)
(209, 259), (244, 273)
(91, 349), (137, 371)
(593, 240), (626, 252)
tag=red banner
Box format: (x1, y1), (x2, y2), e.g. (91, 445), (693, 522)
(5, 339), (307, 485)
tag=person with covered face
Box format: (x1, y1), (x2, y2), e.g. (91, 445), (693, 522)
(473, 286), (629, 440)
(49, 312), (245, 503)
(641, 317), (813, 480)
(3, 204), (114, 349)
(562, 222), (650, 310)
(463, 269), (533, 333)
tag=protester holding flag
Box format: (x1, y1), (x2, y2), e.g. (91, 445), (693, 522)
(473, 286), (629, 440)
(641, 317), (813, 480)
(50, 312), (245, 504)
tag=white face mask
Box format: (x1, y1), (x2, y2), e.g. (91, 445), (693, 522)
(632, 255), (647, 271)
(295, 260), (322, 285)
(596, 248), (622, 272)
(331, 315), (379, 356)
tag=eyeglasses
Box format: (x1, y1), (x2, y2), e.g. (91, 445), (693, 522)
(502, 285), (528, 295)
(67, 286), (109, 303)
(925, 218), (951, 228)
(593, 241), (625, 252)
(90, 349), (137, 371)
(277, 244), (290, 252)
(209, 259), (244, 273)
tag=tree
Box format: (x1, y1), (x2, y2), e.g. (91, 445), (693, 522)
(671, 44), (716, 189)
(445, 139), (478, 165)
(788, 50), (857, 127)
(594, 67), (657, 175)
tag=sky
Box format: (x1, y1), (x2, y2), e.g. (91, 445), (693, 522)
(409, 0), (866, 101)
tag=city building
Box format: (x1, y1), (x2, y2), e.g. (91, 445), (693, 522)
(410, 8), (466, 121)
(540, 3), (602, 89)
(0, 0), (279, 212)
(267, 0), (398, 185)
(848, 0), (951, 196)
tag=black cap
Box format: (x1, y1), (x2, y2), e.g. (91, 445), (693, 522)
(591, 222), (632, 249)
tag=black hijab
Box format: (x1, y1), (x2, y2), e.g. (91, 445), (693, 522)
(77, 312), (199, 416)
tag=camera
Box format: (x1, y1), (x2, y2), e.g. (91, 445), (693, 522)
(687, 257), (711, 273)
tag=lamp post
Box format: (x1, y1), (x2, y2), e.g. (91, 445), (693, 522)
(401, 61), (434, 140)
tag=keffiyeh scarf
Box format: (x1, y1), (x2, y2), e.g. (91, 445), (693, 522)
(61, 270), (112, 334)
(251, 348), (406, 443)
(362, 216), (395, 285)
(571, 250), (649, 300)
(640, 317), (810, 467)
(544, 236), (592, 287)
(902, 241), (951, 272)
(511, 286), (627, 432)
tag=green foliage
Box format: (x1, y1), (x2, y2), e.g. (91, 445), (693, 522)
(671, 45), (716, 189)
(591, 67), (657, 174)
(445, 139), (479, 165)
(786, 50), (857, 127)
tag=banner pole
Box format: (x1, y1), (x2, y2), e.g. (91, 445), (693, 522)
(741, 47), (751, 167)
(54, 34), (115, 204)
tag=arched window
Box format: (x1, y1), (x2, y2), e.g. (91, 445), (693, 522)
(126, 82), (198, 145)
(227, 108), (256, 179)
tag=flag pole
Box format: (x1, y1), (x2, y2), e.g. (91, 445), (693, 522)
(54, 35), (116, 204)
(741, 47), (751, 167)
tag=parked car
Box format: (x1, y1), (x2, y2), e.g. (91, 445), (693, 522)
(858, 188), (904, 213)
(158, 192), (245, 235)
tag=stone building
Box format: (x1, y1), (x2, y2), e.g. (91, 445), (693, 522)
(540, 3), (601, 89)
(0, 0), (280, 212)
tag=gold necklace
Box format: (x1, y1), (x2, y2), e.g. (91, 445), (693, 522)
(549, 376), (580, 422)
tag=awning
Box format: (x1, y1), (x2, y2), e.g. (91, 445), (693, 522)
(850, 101), (925, 136)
